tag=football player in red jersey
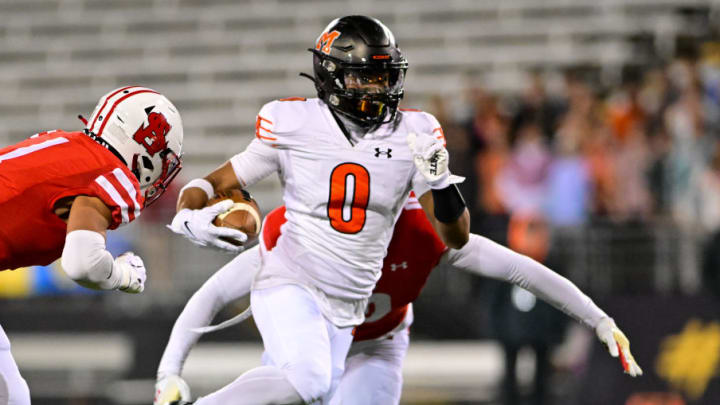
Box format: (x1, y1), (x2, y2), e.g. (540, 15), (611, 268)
(154, 197), (642, 405)
(0, 86), (185, 403)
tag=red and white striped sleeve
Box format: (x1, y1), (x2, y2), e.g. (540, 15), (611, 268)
(89, 167), (144, 229)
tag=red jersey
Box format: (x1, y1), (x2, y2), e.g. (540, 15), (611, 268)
(261, 196), (447, 341)
(0, 130), (143, 270)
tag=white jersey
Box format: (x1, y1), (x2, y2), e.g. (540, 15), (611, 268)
(230, 98), (441, 326)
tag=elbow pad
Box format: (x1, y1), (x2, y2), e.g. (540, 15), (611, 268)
(62, 230), (120, 290)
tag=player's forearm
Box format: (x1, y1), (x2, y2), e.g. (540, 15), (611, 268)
(419, 187), (470, 249)
(176, 179), (214, 211)
(446, 234), (607, 328)
(176, 162), (242, 212)
(61, 230), (122, 290)
(435, 208), (470, 249)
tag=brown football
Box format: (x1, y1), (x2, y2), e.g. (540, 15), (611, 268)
(208, 189), (261, 246)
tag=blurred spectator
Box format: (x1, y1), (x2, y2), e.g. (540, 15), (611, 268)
(497, 121), (551, 214)
(491, 212), (567, 405)
(664, 60), (708, 226)
(692, 140), (720, 233)
(610, 124), (653, 222)
(509, 71), (567, 145)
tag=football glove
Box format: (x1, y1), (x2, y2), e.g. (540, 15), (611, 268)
(154, 375), (191, 405)
(407, 132), (451, 189)
(168, 200), (247, 253)
(114, 252), (146, 294)
(595, 317), (643, 377)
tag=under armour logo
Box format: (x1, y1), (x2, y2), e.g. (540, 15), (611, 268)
(374, 147), (392, 158)
(390, 261), (408, 271)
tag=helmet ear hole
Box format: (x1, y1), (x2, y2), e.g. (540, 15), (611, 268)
(142, 155), (154, 171)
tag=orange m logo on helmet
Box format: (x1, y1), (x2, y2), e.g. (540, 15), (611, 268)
(316, 30), (340, 54)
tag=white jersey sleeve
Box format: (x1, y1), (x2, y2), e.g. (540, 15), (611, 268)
(156, 246), (261, 379)
(230, 100), (306, 187)
(230, 139), (280, 187)
(444, 234), (608, 328)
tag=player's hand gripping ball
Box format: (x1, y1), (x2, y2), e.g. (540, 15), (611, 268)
(207, 189), (261, 246)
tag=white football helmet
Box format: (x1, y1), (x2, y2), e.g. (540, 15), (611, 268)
(84, 86), (183, 206)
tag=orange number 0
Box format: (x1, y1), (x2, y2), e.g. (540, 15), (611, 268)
(328, 163), (370, 234)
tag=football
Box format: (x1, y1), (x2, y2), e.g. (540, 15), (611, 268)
(208, 189), (261, 245)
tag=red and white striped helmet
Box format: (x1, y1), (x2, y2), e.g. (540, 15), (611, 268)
(85, 86), (183, 206)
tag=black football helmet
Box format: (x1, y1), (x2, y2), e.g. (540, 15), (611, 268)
(309, 16), (408, 128)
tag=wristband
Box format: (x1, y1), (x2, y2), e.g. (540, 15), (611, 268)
(180, 178), (214, 200)
(431, 184), (467, 223)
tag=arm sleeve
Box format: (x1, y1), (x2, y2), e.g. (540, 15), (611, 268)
(156, 246), (262, 379)
(61, 230), (122, 290)
(229, 139), (281, 187)
(444, 234), (608, 328)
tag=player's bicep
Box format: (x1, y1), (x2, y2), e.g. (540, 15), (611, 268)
(66, 196), (111, 236)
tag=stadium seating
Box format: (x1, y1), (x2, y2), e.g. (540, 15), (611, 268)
(0, 0), (713, 169)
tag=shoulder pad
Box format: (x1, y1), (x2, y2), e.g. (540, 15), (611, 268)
(399, 109), (445, 145)
(254, 98), (312, 146)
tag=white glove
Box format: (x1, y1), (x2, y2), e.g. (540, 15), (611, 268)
(595, 317), (643, 377)
(114, 252), (146, 294)
(168, 200), (247, 253)
(407, 132), (451, 189)
(154, 375), (191, 405)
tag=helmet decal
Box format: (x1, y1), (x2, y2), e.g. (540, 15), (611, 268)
(316, 30), (340, 55)
(132, 109), (170, 157)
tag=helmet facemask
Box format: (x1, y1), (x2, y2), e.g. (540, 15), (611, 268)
(132, 148), (182, 207)
(314, 54), (407, 128)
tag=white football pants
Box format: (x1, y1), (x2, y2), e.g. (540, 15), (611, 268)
(0, 324), (30, 405)
(329, 327), (409, 405)
(195, 284), (354, 404)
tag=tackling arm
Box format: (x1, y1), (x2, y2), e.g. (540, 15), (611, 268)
(61, 196), (145, 293)
(445, 233), (642, 376)
(445, 233), (606, 327)
(157, 246), (260, 378)
(155, 246), (261, 404)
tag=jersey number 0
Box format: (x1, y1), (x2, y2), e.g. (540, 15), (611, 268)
(328, 163), (370, 234)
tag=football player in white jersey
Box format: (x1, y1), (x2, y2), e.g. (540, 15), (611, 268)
(155, 202), (642, 405)
(166, 15), (470, 404)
